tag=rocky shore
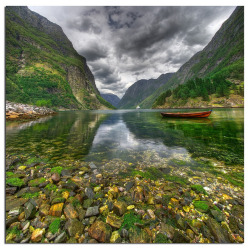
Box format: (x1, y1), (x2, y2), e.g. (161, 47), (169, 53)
(6, 154), (244, 244)
(6, 101), (56, 121)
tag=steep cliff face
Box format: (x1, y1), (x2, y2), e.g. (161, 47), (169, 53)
(141, 6), (244, 108)
(118, 73), (174, 109)
(101, 93), (120, 107)
(6, 6), (109, 110)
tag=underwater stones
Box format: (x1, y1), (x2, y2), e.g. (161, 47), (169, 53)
(206, 217), (229, 243)
(16, 187), (40, 198)
(170, 198), (179, 206)
(6, 216), (19, 229)
(6, 187), (17, 195)
(54, 232), (67, 243)
(18, 166), (27, 171)
(132, 189), (144, 203)
(125, 181), (134, 191)
(21, 220), (30, 231)
(62, 182), (78, 191)
(127, 205), (135, 210)
(85, 206), (99, 217)
(64, 203), (78, 219)
(85, 187), (95, 199)
(193, 201), (210, 213)
(228, 216), (240, 234)
(49, 203), (64, 217)
(172, 230), (190, 243)
(108, 186), (119, 199)
(110, 231), (121, 243)
(210, 209), (225, 222)
(128, 227), (151, 243)
(99, 205), (109, 214)
(88, 220), (112, 243)
(51, 173), (60, 183)
(186, 229), (194, 239)
(65, 219), (84, 237)
(24, 201), (37, 220)
(106, 213), (123, 229)
(28, 177), (46, 187)
(147, 209), (156, 220)
(31, 228), (44, 242)
(61, 170), (72, 177)
(89, 162), (97, 170)
(8, 207), (22, 217)
(113, 201), (127, 216)
(160, 223), (175, 240)
(51, 197), (66, 205)
(6, 198), (28, 211)
(147, 196), (155, 205)
(62, 191), (70, 200)
(96, 174), (102, 179)
(83, 199), (93, 209)
(94, 186), (101, 192)
(120, 228), (129, 239)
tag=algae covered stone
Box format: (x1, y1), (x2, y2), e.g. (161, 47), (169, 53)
(49, 203), (64, 217)
(106, 213), (123, 228)
(88, 220), (112, 243)
(65, 219), (84, 237)
(113, 201), (127, 216)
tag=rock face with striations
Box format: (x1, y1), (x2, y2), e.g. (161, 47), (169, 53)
(5, 6), (110, 110)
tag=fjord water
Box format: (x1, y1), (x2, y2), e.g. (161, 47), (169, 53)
(6, 108), (244, 171)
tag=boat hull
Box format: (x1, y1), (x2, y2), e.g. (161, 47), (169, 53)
(161, 110), (212, 118)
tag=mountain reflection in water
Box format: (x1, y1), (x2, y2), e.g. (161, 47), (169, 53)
(6, 108), (244, 167)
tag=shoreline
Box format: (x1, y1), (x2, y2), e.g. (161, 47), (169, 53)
(6, 101), (57, 121)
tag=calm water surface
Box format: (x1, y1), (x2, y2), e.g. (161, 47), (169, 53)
(6, 108), (244, 170)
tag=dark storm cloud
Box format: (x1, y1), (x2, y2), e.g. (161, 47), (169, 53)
(78, 42), (108, 61)
(29, 6), (236, 97)
(66, 16), (102, 34)
(91, 61), (120, 85)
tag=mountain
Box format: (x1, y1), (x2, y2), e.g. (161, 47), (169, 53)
(5, 6), (113, 110)
(118, 73), (174, 109)
(101, 93), (120, 107)
(141, 6), (244, 108)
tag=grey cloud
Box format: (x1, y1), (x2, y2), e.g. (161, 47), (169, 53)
(91, 62), (120, 85)
(66, 17), (102, 34)
(78, 43), (108, 61)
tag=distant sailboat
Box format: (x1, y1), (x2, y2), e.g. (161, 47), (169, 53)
(136, 105), (140, 109)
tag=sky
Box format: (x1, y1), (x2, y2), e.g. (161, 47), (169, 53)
(29, 6), (235, 98)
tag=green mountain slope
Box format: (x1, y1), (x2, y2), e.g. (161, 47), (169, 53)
(141, 6), (244, 109)
(118, 73), (173, 109)
(6, 6), (114, 110)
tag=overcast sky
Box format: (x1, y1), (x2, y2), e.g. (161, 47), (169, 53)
(29, 6), (235, 98)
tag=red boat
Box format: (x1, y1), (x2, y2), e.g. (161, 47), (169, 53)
(161, 110), (212, 118)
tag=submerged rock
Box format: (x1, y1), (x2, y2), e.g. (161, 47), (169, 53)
(65, 219), (84, 237)
(54, 232), (67, 243)
(113, 201), (127, 216)
(88, 220), (112, 243)
(106, 213), (123, 229)
(64, 203), (78, 219)
(49, 203), (64, 217)
(206, 217), (230, 243)
(31, 228), (44, 242)
(85, 206), (99, 217)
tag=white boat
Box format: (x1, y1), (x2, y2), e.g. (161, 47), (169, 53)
(136, 105), (140, 109)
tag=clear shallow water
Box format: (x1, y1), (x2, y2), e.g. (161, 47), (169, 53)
(6, 108), (244, 168)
